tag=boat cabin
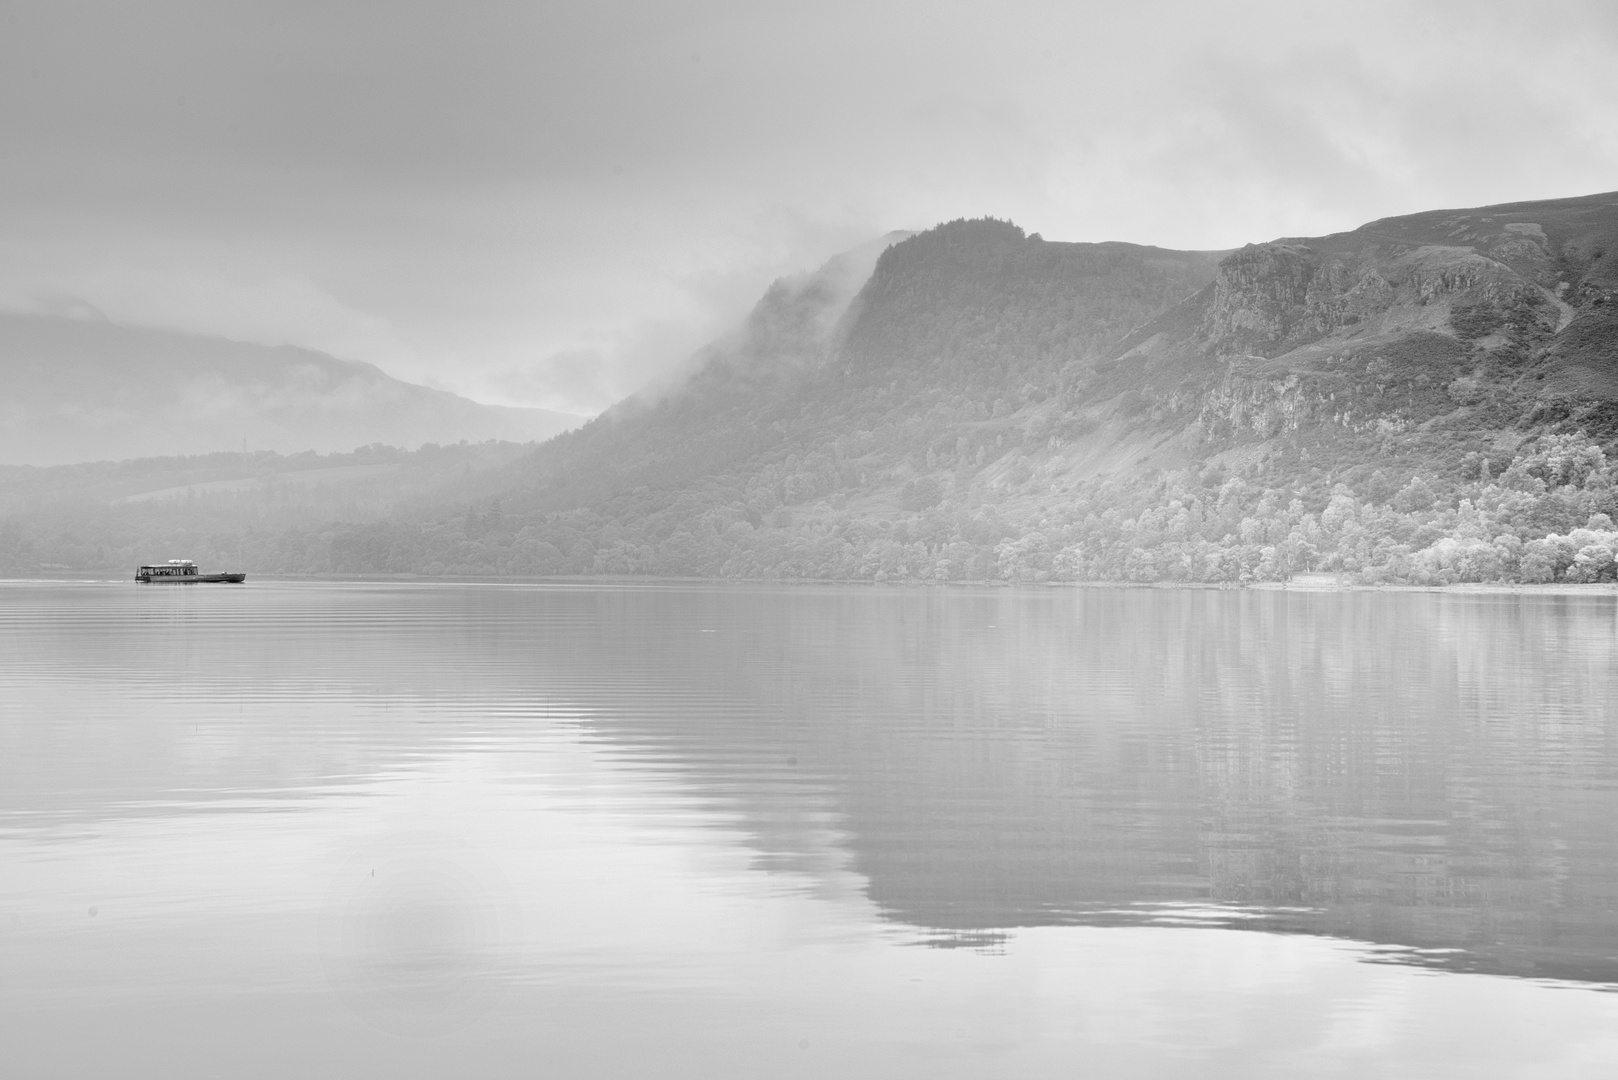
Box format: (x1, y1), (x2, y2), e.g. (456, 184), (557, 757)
(137, 559), (200, 579)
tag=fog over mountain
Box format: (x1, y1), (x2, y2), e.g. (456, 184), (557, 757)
(0, 314), (583, 466)
(5, 3), (1615, 414)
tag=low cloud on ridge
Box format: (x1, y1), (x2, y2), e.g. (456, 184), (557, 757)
(1, 0), (1614, 415)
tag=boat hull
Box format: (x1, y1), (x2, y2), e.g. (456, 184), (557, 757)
(137, 573), (246, 584)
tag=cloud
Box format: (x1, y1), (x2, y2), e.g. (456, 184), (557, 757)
(483, 349), (622, 416)
(2, 0), (1616, 416)
(0, 260), (418, 374)
(475, 312), (737, 416)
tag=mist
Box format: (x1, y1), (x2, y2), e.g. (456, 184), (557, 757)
(3, 0), (1615, 414)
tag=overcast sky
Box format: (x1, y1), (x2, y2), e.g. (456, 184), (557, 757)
(2, 0), (1615, 414)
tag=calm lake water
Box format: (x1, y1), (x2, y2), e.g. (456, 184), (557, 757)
(4, 580), (1618, 1078)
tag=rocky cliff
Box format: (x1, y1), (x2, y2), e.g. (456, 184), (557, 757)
(1107, 191), (1618, 444)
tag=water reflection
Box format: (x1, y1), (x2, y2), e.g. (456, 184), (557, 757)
(4, 580), (1618, 1076)
(6, 582), (1617, 984)
(318, 829), (523, 1033)
(473, 584), (1618, 985)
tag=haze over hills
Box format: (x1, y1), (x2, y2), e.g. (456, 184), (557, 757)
(5, 191), (1618, 584)
(0, 313), (585, 466)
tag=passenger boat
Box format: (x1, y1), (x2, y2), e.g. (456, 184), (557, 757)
(136, 559), (246, 584)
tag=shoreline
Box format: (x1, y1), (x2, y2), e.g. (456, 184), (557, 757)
(3, 572), (1617, 598)
(1249, 579), (1618, 596)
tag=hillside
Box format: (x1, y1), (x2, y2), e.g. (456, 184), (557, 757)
(0, 314), (584, 465)
(0, 441), (531, 573)
(480, 221), (1228, 564)
(449, 197), (1617, 586)
(7, 193), (1618, 584)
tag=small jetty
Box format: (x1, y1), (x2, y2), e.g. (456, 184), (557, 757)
(136, 559), (246, 584)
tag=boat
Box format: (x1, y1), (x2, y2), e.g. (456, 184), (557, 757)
(136, 559), (246, 584)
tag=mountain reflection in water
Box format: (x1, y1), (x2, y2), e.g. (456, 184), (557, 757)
(545, 585), (1618, 984)
(5, 580), (1618, 1077)
(9, 582), (1614, 982)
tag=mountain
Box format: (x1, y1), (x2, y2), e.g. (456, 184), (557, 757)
(6, 193), (1618, 583)
(0, 313), (585, 465)
(463, 194), (1618, 584)
(1092, 189), (1618, 452)
(494, 221), (1225, 524)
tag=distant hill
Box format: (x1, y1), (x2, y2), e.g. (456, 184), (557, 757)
(0, 314), (585, 465)
(0, 440), (537, 573)
(7, 194), (1618, 584)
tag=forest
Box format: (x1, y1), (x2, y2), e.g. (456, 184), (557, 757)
(5, 412), (1614, 587)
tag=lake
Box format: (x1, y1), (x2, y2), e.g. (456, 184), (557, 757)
(3, 579), (1618, 1078)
